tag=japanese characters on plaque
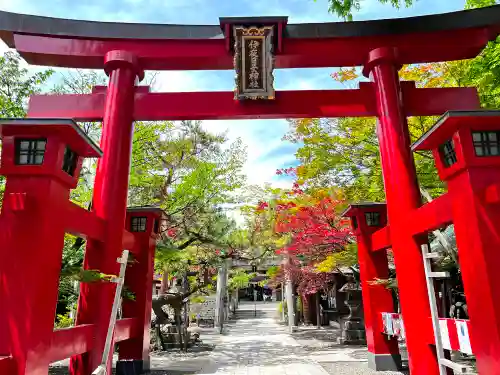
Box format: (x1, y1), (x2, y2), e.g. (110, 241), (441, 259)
(233, 26), (275, 100)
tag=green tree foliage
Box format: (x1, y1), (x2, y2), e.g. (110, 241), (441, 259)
(0, 51), (54, 117)
(287, 0), (500, 202)
(128, 119), (247, 280)
(324, 0), (413, 20)
(228, 202), (288, 262)
(228, 268), (254, 291)
(463, 0), (500, 108)
(324, 0), (499, 21)
(0, 52), (54, 205)
(286, 114), (446, 202)
(466, 0), (499, 9)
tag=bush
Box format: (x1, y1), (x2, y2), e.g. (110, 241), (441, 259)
(278, 301), (287, 316)
(296, 295), (302, 313)
(190, 295), (206, 304)
(54, 313), (74, 329)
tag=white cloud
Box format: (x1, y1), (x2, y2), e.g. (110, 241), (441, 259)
(203, 119), (295, 189)
(152, 71), (204, 92)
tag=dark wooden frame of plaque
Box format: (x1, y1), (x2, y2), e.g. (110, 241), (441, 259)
(233, 26), (275, 100)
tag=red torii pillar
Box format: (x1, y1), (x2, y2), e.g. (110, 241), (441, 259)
(117, 207), (164, 375)
(342, 203), (401, 371)
(363, 47), (439, 374)
(70, 51), (144, 375)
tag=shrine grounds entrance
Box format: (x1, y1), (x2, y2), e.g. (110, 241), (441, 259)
(2, 6), (500, 375)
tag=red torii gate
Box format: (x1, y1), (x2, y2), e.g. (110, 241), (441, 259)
(0, 5), (500, 375)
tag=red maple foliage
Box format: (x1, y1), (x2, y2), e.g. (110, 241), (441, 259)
(257, 171), (352, 295)
(275, 197), (351, 259)
(166, 228), (177, 238)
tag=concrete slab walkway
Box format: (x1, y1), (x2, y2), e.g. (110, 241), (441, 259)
(197, 301), (329, 375)
(196, 301), (406, 375)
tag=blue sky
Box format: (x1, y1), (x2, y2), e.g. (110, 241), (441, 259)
(0, 0), (467, 188)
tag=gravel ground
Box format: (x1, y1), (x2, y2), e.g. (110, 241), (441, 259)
(288, 326), (408, 375)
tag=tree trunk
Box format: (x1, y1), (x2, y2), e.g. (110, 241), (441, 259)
(183, 274), (189, 328)
(302, 293), (311, 325)
(316, 292), (321, 328)
(174, 308), (185, 351)
(281, 282), (286, 321)
(159, 269), (169, 294)
(151, 283), (206, 325)
(155, 324), (166, 351)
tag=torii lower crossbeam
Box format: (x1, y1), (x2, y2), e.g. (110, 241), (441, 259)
(27, 83), (479, 121)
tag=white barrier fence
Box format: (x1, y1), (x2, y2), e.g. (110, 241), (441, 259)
(381, 313), (472, 355)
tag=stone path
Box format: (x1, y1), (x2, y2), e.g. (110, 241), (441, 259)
(49, 301), (408, 375)
(194, 302), (406, 375)
(194, 302), (327, 375)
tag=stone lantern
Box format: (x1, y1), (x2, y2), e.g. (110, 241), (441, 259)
(338, 274), (366, 344)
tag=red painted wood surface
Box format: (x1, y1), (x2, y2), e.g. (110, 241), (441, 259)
(119, 209), (162, 368)
(368, 47), (440, 375)
(356, 209), (399, 362)
(71, 51), (141, 375)
(410, 193), (453, 235)
(27, 84), (479, 122)
(63, 201), (136, 249)
(12, 27), (492, 70)
(47, 325), (95, 364)
(1, 8), (499, 375)
(0, 121), (100, 375)
(371, 226), (391, 252)
(0, 356), (14, 374)
(65, 201), (106, 240)
(114, 318), (140, 343)
(429, 115), (500, 375)
(343, 204), (399, 366)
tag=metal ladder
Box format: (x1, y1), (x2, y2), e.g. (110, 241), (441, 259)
(421, 243), (467, 374)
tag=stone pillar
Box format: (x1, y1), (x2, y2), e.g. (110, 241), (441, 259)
(316, 293), (321, 328)
(281, 283), (286, 321)
(215, 260), (228, 328)
(285, 255), (297, 332)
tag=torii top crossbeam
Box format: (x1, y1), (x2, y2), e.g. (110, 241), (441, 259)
(0, 6), (500, 71)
